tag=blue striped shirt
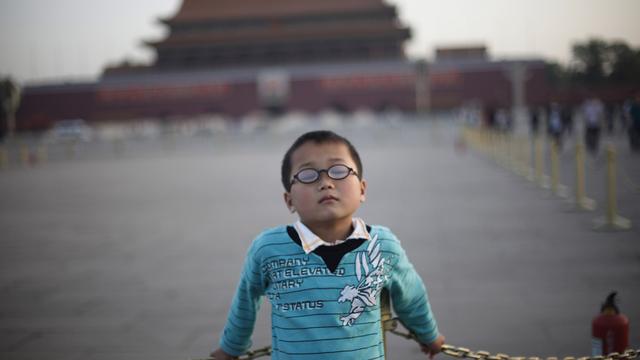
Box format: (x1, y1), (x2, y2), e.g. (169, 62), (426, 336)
(219, 224), (439, 359)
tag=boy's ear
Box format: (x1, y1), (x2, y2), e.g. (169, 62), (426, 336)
(359, 179), (367, 203)
(283, 192), (295, 213)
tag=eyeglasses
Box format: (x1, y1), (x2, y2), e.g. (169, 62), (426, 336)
(291, 164), (358, 185)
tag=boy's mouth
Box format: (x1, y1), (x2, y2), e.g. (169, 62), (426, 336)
(318, 195), (339, 204)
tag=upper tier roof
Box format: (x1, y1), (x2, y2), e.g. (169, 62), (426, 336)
(147, 22), (409, 48)
(163, 0), (392, 22)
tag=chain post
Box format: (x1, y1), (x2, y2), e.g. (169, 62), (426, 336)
(572, 142), (596, 211)
(593, 144), (632, 231)
(380, 288), (393, 358)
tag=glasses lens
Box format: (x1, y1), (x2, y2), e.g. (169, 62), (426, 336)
(327, 165), (350, 180)
(296, 169), (319, 183)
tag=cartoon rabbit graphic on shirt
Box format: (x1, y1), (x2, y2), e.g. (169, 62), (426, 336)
(338, 234), (388, 326)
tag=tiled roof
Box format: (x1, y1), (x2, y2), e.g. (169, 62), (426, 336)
(166, 0), (390, 22)
(148, 22), (410, 48)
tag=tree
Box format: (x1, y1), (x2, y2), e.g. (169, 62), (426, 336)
(545, 61), (571, 87)
(0, 77), (21, 139)
(606, 41), (640, 84)
(564, 38), (640, 87)
(570, 38), (608, 85)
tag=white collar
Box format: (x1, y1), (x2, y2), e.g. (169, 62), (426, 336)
(293, 217), (371, 254)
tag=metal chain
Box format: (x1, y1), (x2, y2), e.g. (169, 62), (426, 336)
(385, 318), (639, 360)
(192, 345), (271, 360)
(440, 344), (639, 360)
(202, 290), (638, 360)
(619, 167), (640, 193)
(235, 346), (271, 359)
(202, 317), (638, 360)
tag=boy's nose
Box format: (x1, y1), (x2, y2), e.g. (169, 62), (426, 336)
(317, 172), (335, 190)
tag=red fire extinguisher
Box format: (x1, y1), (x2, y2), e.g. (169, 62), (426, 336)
(592, 292), (629, 356)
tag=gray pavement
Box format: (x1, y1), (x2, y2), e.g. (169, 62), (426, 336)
(1, 117), (639, 360)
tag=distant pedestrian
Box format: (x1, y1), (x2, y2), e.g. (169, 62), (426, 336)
(495, 108), (511, 132)
(623, 99), (633, 129)
(547, 103), (563, 149)
(561, 104), (574, 135)
(582, 97), (605, 154)
(605, 103), (616, 134)
(485, 106), (496, 129)
(628, 93), (640, 152)
(529, 107), (540, 135)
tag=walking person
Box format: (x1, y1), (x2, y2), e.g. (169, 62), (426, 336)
(628, 92), (640, 152)
(548, 103), (564, 149)
(582, 97), (605, 154)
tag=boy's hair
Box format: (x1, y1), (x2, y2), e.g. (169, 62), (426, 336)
(281, 130), (363, 191)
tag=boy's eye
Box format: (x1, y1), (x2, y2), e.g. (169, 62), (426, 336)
(327, 166), (349, 178)
(297, 169), (319, 182)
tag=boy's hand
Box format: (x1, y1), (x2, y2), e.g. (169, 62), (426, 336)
(420, 334), (445, 359)
(210, 348), (237, 360)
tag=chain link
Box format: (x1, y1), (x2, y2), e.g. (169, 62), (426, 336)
(236, 346), (272, 359)
(385, 318), (639, 360)
(193, 345), (272, 360)
(441, 344), (638, 360)
(201, 317), (638, 360)
(620, 167), (640, 193)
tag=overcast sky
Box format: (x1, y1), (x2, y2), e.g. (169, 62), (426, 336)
(1, 0), (640, 84)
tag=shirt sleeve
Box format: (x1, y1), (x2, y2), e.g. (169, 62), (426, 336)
(219, 239), (266, 356)
(385, 235), (440, 345)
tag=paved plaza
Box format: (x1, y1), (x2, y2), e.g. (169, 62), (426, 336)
(1, 118), (639, 360)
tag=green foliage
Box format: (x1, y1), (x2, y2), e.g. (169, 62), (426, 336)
(0, 77), (21, 138)
(545, 61), (572, 87)
(548, 38), (640, 87)
(0, 77), (21, 114)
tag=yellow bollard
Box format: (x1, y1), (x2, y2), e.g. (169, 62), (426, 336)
(571, 142), (596, 211)
(501, 134), (508, 167)
(549, 141), (568, 198)
(501, 133), (510, 168)
(491, 132), (497, 160)
(522, 136), (533, 178)
(484, 129), (491, 154)
(472, 128), (479, 151)
(523, 136), (534, 180)
(19, 143), (30, 167)
(534, 136), (549, 188)
(501, 133), (508, 166)
(509, 135), (519, 173)
(163, 132), (176, 153)
(0, 146), (8, 170)
(465, 127), (473, 150)
(37, 144), (48, 164)
(113, 138), (124, 158)
(594, 145), (632, 231)
(493, 132), (501, 165)
(534, 136), (542, 182)
(65, 140), (76, 160)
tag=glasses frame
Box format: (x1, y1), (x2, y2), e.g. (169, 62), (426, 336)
(290, 164), (358, 186)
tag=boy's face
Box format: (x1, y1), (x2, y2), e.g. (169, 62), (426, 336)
(284, 141), (366, 228)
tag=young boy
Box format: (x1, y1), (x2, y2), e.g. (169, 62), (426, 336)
(211, 130), (444, 359)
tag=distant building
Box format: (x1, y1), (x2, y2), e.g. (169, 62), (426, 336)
(16, 1), (552, 131)
(109, 0), (410, 73)
(435, 46), (488, 62)
(19, 0), (421, 130)
(429, 46), (548, 110)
